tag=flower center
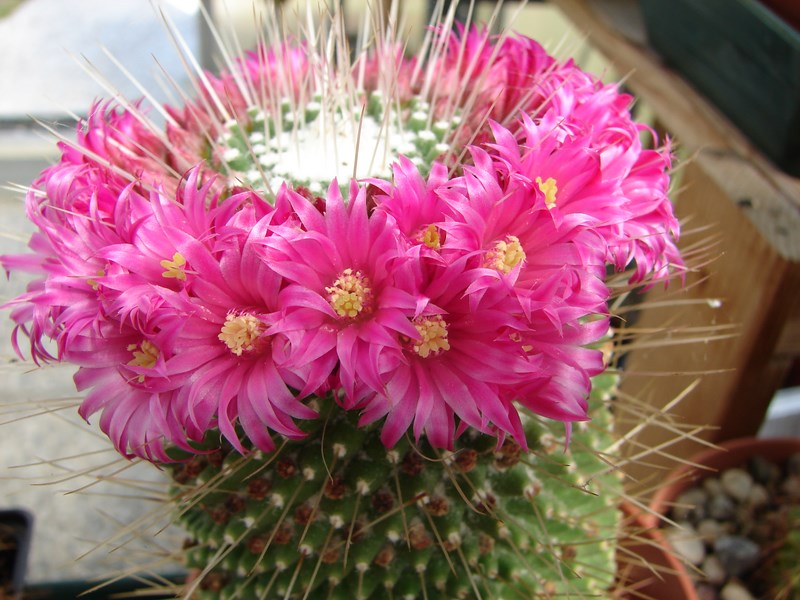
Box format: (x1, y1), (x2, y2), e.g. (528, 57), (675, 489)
(219, 313), (266, 356)
(326, 268), (372, 319)
(485, 235), (526, 274)
(127, 340), (159, 382)
(536, 176), (558, 209)
(416, 224), (442, 250)
(412, 315), (450, 358)
(160, 252), (187, 281)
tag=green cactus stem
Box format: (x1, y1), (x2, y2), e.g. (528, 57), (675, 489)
(169, 374), (621, 599)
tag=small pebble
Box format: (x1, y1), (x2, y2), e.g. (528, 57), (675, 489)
(704, 477), (724, 496)
(781, 475), (800, 501)
(708, 493), (736, 521)
(697, 518), (725, 544)
(702, 554), (727, 586)
(746, 483), (769, 508)
(735, 505), (755, 533)
(697, 582), (720, 600)
(674, 487), (709, 521)
(721, 469), (753, 502)
(714, 535), (760, 578)
(666, 523), (706, 565)
(720, 580), (756, 600)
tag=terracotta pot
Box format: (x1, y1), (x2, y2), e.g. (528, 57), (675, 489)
(649, 437), (800, 527)
(614, 503), (699, 600)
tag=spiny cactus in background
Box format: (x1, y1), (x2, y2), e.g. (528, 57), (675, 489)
(174, 376), (620, 600)
(0, 1), (684, 598)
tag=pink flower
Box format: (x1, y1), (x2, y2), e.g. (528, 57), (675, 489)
(1, 159), (132, 362)
(72, 101), (175, 189)
(264, 181), (422, 407)
(2, 161), (316, 460)
(153, 207), (318, 455)
(483, 112), (682, 284)
(445, 136), (611, 313)
(70, 299), (193, 462)
(165, 43), (313, 174)
(370, 157), (454, 257)
(439, 154), (611, 430)
(357, 254), (535, 450)
(363, 156), (610, 450)
(614, 143), (682, 284)
(426, 26), (556, 128)
(24, 170), (209, 460)
(509, 315), (609, 424)
(355, 41), (419, 103)
(76, 173), (316, 457)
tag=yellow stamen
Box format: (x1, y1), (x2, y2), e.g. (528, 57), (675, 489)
(536, 176), (558, 209)
(127, 340), (159, 382)
(417, 224), (442, 250)
(412, 315), (450, 358)
(326, 268), (371, 318)
(87, 269), (105, 290)
(160, 252), (187, 281)
(485, 235), (526, 274)
(509, 332), (533, 353)
(218, 314), (265, 356)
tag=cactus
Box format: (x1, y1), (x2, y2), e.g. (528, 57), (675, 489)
(0, 2), (686, 597)
(172, 375), (620, 600)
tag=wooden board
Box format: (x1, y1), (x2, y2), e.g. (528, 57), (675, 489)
(551, 0), (800, 487)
